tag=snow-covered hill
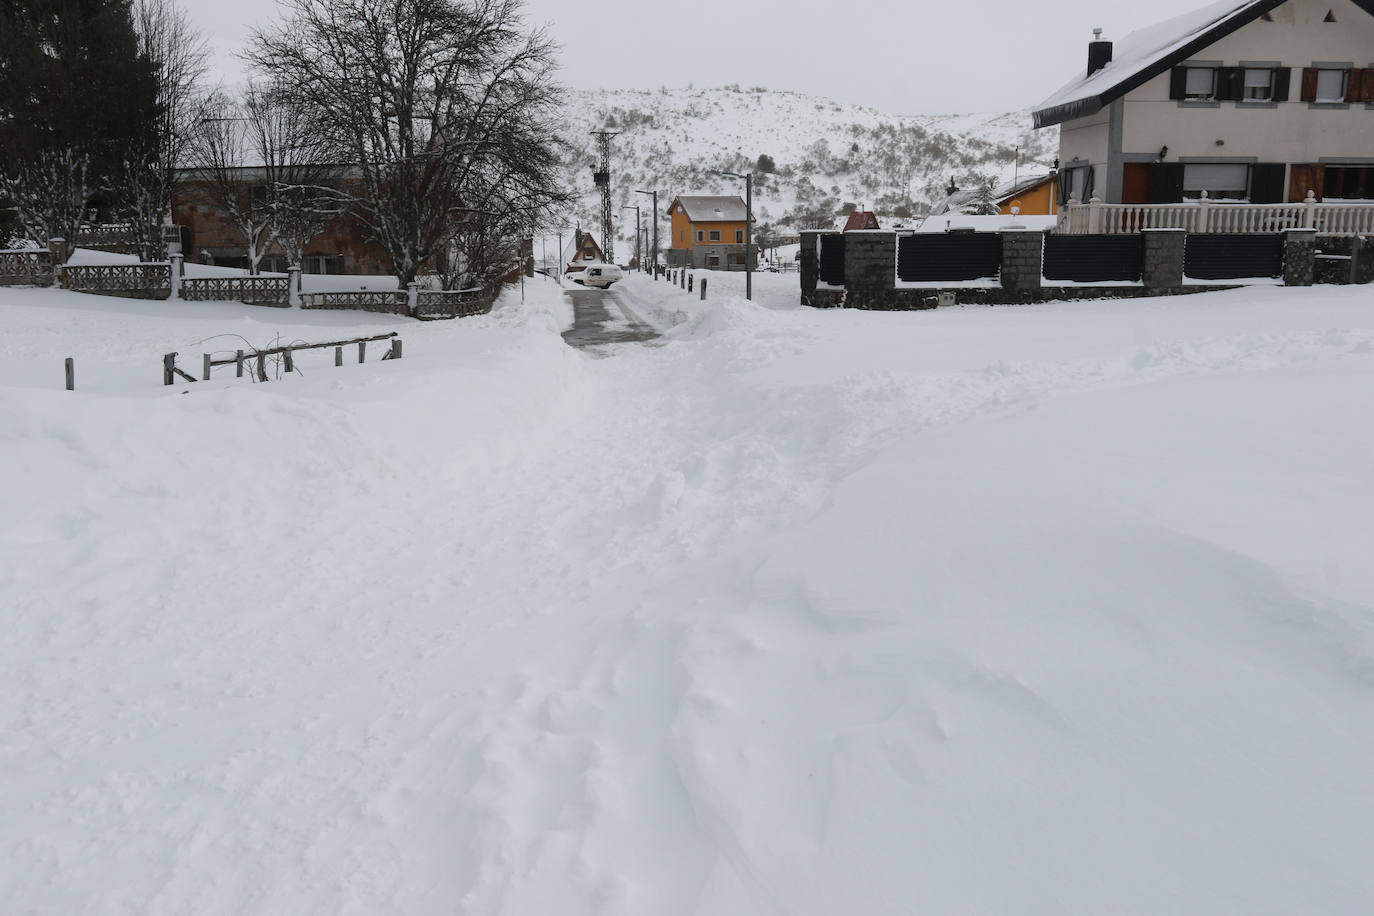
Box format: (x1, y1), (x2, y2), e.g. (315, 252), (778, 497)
(558, 86), (1058, 246)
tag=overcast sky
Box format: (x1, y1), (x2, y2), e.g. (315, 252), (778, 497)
(185, 0), (1210, 115)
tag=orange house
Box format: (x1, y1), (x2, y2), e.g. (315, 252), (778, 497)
(666, 195), (756, 270)
(996, 173), (1060, 216)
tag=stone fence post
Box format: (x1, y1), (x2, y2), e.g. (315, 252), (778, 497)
(1000, 231), (1043, 293)
(1142, 229), (1186, 291)
(169, 253), (183, 298)
(407, 281), (419, 315)
(288, 266), (302, 306)
(799, 231), (820, 297)
(842, 231), (897, 309)
(1283, 229), (1317, 286)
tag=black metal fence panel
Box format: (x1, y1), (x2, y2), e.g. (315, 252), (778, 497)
(898, 233), (1002, 282)
(1043, 235), (1143, 282)
(819, 235), (845, 285)
(1185, 233), (1284, 280)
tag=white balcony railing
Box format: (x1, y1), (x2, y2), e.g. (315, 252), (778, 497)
(1058, 191), (1374, 235)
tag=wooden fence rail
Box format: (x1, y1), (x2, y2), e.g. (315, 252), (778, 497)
(164, 332), (401, 385)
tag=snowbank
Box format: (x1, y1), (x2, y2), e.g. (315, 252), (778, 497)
(3, 275), (1374, 914)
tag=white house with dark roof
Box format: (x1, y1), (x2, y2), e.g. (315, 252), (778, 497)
(1035, 0), (1374, 207)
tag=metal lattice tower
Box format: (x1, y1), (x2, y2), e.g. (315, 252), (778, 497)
(590, 130), (619, 262)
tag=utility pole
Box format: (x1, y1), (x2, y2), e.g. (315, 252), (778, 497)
(590, 130), (619, 263)
(635, 189), (658, 276)
(715, 170), (753, 300)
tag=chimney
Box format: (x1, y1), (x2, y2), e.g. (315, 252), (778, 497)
(1087, 28), (1113, 77)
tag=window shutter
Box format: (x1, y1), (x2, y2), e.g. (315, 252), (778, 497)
(1148, 163), (1185, 203)
(1300, 68), (1318, 101)
(1169, 66), (1188, 100)
(1272, 67), (1292, 101)
(1288, 164), (1323, 202)
(1250, 164), (1286, 203)
(1350, 68), (1372, 102)
(1217, 67), (1244, 100)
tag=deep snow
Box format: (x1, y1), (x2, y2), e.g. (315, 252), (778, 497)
(3, 272), (1373, 914)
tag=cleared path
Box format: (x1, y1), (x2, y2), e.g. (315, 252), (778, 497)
(561, 285), (659, 351)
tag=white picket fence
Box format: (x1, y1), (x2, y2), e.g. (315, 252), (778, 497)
(1060, 191), (1374, 235)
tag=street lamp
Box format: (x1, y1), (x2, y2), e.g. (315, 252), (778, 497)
(715, 170), (752, 301)
(620, 205), (641, 270)
(634, 189), (658, 278)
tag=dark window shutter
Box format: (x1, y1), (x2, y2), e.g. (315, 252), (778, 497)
(1169, 66), (1188, 100)
(1148, 163), (1185, 203)
(1250, 164), (1286, 203)
(1217, 67), (1244, 100)
(1348, 68), (1370, 102)
(1300, 68), (1318, 101)
(1272, 67), (1292, 101)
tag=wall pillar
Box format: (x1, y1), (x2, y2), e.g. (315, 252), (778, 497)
(169, 253), (184, 298)
(1283, 229), (1317, 287)
(1000, 231), (1044, 292)
(1142, 229), (1186, 290)
(841, 231), (897, 309)
(798, 231), (820, 297)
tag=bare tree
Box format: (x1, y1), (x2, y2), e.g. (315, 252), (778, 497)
(247, 0), (570, 286)
(124, 0), (209, 260)
(0, 150), (92, 261)
(187, 85), (345, 273)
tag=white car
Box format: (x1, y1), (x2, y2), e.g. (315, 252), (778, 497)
(569, 261), (623, 289)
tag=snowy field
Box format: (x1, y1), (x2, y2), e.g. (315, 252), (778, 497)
(3, 272), (1374, 913)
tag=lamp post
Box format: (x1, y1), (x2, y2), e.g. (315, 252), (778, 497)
(620, 205), (641, 270)
(634, 189), (658, 276)
(715, 171), (752, 301)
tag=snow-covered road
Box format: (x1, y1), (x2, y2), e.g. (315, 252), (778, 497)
(3, 274), (1374, 914)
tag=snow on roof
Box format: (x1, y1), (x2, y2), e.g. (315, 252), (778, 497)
(1034, 0), (1268, 126)
(675, 196), (749, 221)
(914, 213), (1058, 233)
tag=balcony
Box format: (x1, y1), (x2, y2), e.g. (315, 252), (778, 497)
(1058, 191), (1374, 235)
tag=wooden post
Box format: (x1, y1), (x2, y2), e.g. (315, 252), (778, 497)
(283, 348), (294, 373)
(335, 346), (343, 367)
(65, 357), (74, 391)
(391, 339), (403, 360)
(688, 274), (693, 293)
(358, 340), (366, 363)
(700, 277), (707, 300)
(235, 349), (245, 378)
(163, 352), (176, 386)
(202, 353), (211, 381)
(256, 351), (267, 382)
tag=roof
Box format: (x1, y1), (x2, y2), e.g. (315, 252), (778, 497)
(563, 231), (603, 264)
(843, 211), (880, 231)
(1033, 0), (1374, 127)
(670, 196), (749, 222)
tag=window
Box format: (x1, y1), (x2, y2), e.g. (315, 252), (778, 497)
(1060, 164), (1094, 204)
(735, 230), (744, 243)
(1185, 67), (1217, 99)
(732, 254), (746, 266)
(303, 254), (343, 274)
(696, 230), (704, 242)
(708, 255), (721, 266)
(1183, 163), (1250, 200)
(1315, 68), (1347, 102)
(708, 229), (721, 241)
(679, 229), (684, 242)
(1243, 68), (1274, 99)
(260, 255), (288, 274)
(1322, 166), (1374, 200)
